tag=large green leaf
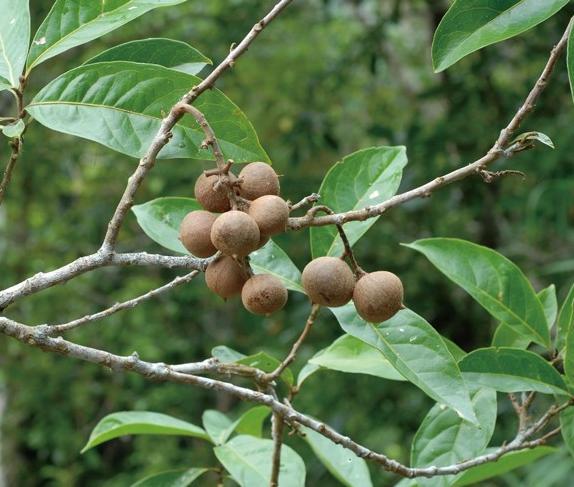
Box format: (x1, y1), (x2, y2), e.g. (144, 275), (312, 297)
(308, 334), (405, 381)
(85, 38), (212, 75)
(560, 407), (574, 459)
(132, 468), (208, 487)
(556, 283), (574, 351)
(406, 238), (550, 348)
(310, 146), (407, 257)
(453, 447), (557, 486)
(250, 240), (304, 293)
(301, 426), (373, 487)
(0, 0), (30, 87)
(27, 62), (269, 162)
(333, 305), (478, 425)
(202, 407), (270, 445)
(411, 388), (497, 487)
(81, 411), (210, 452)
(27, 0), (186, 71)
(459, 347), (569, 395)
(432, 0), (569, 72)
(214, 435), (305, 487)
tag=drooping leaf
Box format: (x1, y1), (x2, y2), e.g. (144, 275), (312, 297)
(250, 240), (304, 293)
(332, 305), (478, 424)
(308, 334), (405, 381)
(202, 407), (270, 446)
(406, 238), (550, 348)
(27, 0), (186, 71)
(1, 119), (25, 138)
(310, 146), (407, 257)
(131, 468), (209, 487)
(459, 347), (569, 395)
(301, 426), (373, 487)
(81, 411), (210, 452)
(452, 447), (557, 486)
(560, 407), (574, 460)
(411, 388), (497, 487)
(27, 62), (269, 162)
(432, 0), (569, 72)
(0, 0), (30, 87)
(85, 38), (212, 75)
(214, 435), (305, 487)
(556, 283), (574, 351)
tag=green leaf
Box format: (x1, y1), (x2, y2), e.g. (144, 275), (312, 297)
(560, 407), (574, 459)
(250, 240), (304, 293)
(565, 312), (574, 385)
(296, 362), (321, 388)
(432, 0), (569, 72)
(132, 468), (208, 487)
(81, 411), (210, 452)
(308, 334), (405, 381)
(510, 131), (555, 150)
(453, 447), (557, 486)
(1, 119), (25, 138)
(539, 285), (558, 329)
(27, 0), (186, 71)
(332, 305), (478, 425)
(411, 388), (497, 487)
(0, 0), (30, 87)
(568, 21), (574, 104)
(214, 435), (305, 487)
(406, 238), (550, 348)
(310, 146), (407, 257)
(459, 347), (569, 395)
(27, 62), (269, 162)
(556, 283), (574, 351)
(300, 425), (373, 487)
(85, 38), (212, 75)
(212, 345), (246, 363)
(202, 407), (270, 445)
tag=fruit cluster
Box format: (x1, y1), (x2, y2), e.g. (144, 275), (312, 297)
(180, 161), (404, 322)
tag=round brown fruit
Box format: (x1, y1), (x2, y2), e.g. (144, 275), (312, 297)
(205, 256), (248, 299)
(248, 195), (289, 236)
(353, 271), (404, 323)
(238, 162), (280, 200)
(194, 172), (236, 212)
(179, 210), (217, 257)
(210, 210), (260, 257)
(301, 256), (355, 307)
(241, 274), (288, 315)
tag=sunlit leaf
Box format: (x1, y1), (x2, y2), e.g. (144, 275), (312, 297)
(0, 0), (30, 87)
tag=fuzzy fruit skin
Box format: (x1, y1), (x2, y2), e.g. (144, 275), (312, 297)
(242, 274), (288, 315)
(194, 173), (235, 212)
(248, 195), (289, 236)
(210, 210), (260, 257)
(302, 256), (355, 307)
(353, 271), (404, 323)
(179, 210), (217, 257)
(238, 162), (280, 200)
(205, 256), (248, 298)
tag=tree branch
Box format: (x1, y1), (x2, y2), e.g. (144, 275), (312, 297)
(0, 137), (21, 206)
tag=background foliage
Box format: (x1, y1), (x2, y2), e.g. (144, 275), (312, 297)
(1, 0), (573, 486)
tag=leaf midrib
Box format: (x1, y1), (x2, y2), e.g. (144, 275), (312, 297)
(462, 370), (566, 393)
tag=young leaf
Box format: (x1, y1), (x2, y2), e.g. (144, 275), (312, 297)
(332, 305), (478, 425)
(202, 407), (270, 445)
(556, 283), (574, 351)
(1, 119), (25, 138)
(560, 407), (574, 459)
(85, 38), (212, 75)
(300, 425), (373, 487)
(308, 334), (405, 381)
(432, 0), (569, 72)
(411, 388), (497, 487)
(27, 62), (269, 162)
(406, 238), (550, 348)
(310, 146), (407, 258)
(26, 0), (186, 71)
(0, 0), (30, 87)
(250, 240), (304, 293)
(459, 347), (569, 395)
(81, 411), (210, 452)
(131, 468), (209, 487)
(452, 447), (557, 486)
(214, 435), (306, 487)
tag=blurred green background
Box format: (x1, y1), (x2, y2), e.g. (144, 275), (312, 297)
(1, 0), (573, 485)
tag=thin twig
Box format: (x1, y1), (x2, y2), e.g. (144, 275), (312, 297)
(270, 411), (285, 487)
(289, 193), (320, 212)
(0, 137), (21, 205)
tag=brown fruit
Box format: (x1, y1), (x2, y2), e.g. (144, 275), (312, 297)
(205, 256), (248, 299)
(194, 172), (236, 212)
(241, 274), (288, 315)
(179, 210), (217, 257)
(210, 210), (260, 257)
(353, 271), (404, 323)
(301, 256), (355, 307)
(238, 162), (280, 200)
(248, 195), (289, 236)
